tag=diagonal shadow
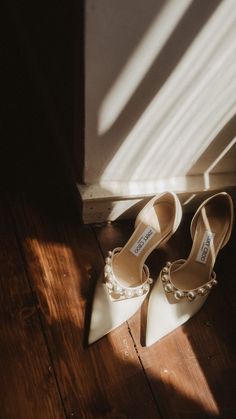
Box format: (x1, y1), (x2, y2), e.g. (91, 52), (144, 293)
(2, 0), (236, 417)
(97, 0), (223, 176)
(188, 113), (236, 176)
(7, 187), (230, 419)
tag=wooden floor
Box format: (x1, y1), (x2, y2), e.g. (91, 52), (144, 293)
(1, 191), (236, 419)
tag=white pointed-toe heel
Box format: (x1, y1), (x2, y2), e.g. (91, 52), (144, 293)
(88, 192), (182, 344)
(145, 192), (234, 347)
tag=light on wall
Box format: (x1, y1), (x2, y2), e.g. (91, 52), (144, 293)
(99, 0), (236, 192)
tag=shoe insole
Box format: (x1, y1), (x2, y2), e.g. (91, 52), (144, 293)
(112, 201), (175, 287)
(171, 198), (230, 290)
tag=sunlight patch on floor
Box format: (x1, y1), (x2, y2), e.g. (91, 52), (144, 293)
(156, 359), (220, 417)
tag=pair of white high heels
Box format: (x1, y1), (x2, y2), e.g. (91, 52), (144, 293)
(88, 192), (234, 346)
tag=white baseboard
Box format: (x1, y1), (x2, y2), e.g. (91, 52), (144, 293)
(78, 173), (236, 223)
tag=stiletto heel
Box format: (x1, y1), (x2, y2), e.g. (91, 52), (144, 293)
(145, 192), (234, 346)
(88, 192), (182, 344)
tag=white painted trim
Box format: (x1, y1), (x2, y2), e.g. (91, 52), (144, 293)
(78, 173), (236, 223)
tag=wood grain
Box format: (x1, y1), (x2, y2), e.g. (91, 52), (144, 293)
(11, 199), (160, 418)
(94, 215), (236, 419)
(4, 192), (236, 419)
(0, 199), (65, 419)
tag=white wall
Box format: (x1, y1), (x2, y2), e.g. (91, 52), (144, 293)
(79, 0), (236, 222)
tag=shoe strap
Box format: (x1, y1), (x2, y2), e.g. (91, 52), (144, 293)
(190, 192), (234, 249)
(104, 248), (153, 301)
(161, 260), (217, 303)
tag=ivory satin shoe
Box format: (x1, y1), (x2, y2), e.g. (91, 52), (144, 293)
(145, 192), (234, 347)
(88, 192), (182, 344)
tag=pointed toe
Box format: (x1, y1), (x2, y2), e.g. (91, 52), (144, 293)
(145, 192), (233, 347)
(87, 192), (183, 344)
(88, 274), (146, 345)
(145, 276), (205, 347)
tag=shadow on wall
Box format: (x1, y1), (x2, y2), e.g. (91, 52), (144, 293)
(84, 0), (236, 188)
(189, 114), (236, 180)
(1, 3), (235, 415)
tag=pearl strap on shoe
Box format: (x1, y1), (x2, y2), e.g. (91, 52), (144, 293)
(161, 260), (218, 303)
(104, 248), (153, 301)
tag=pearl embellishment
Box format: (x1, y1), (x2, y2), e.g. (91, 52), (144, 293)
(164, 283), (173, 293)
(160, 261), (217, 303)
(104, 248), (153, 301)
(174, 290), (184, 300)
(187, 291), (196, 301)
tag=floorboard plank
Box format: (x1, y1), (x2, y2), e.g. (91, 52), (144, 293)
(11, 198), (160, 419)
(94, 215), (236, 419)
(0, 199), (65, 419)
